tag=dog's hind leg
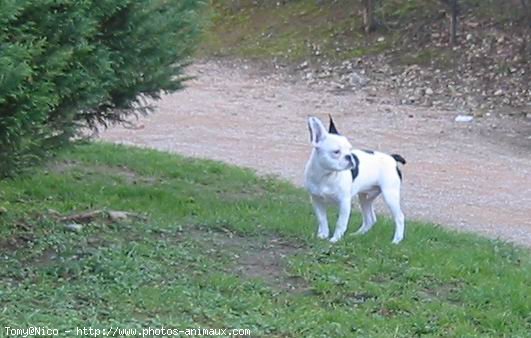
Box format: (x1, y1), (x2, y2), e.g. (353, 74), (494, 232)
(367, 189), (380, 227)
(355, 191), (380, 235)
(381, 188), (405, 244)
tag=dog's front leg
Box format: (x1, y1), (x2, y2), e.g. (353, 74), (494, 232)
(330, 198), (351, 243)
(311, 196), (329, 239)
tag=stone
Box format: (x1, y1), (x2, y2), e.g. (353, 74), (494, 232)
(65, 223), (83, 232)
(108, 211), (128, 222)
(298, 61), (309, 70)
(455, 115), (474, 122)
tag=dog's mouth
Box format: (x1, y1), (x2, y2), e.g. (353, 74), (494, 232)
(343, 162), (354, 170)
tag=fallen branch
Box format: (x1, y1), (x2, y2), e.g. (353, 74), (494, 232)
(59, 210), (105, 223)
(107, 211), (148, 223)
(58, 209), (147, 224)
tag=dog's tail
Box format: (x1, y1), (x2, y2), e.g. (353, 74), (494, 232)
(391, 154), (406, 165)
(328, 114), (340, 135)
(391, 154), (406, 181)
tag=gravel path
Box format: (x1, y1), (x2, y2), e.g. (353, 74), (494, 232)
(100, 61), (531, 247)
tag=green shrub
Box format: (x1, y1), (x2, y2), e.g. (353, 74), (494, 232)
(0, 0), (204, 177)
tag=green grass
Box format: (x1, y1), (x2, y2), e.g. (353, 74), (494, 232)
(200, 0), (450, 64)
(1, 143), (530, 337)
(201, 0), (365, 62)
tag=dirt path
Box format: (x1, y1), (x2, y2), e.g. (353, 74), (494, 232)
(100, 61), (531, 247)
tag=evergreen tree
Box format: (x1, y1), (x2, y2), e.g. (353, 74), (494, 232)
(0, 0), (204, 176)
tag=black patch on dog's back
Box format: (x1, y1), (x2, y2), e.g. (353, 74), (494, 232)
(362, 149), (374, 154)
(350, 153), (360, 182)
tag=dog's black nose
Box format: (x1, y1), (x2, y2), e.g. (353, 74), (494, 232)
(345, 154), (354, 165)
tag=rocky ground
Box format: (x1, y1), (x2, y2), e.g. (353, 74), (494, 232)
(252, 5), (531, 140)
(285, 63), (531, 149)
(99, 60), (531, 247)
(271, 23), (531, 148)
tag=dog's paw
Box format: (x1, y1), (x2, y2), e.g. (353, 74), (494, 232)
(391, 237), (403, 244)
(329, 236), (341, 243)
(317, 231), (329, 239)
(354, 228), (367, 236)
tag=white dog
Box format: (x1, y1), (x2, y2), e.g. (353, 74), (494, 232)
(304, 116), (406, 244)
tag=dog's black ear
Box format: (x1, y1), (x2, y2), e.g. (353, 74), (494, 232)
(328, 114), (340, 135)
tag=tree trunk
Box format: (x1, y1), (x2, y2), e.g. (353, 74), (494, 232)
(440, 0), (459, 46)
(362, 0), (375, 33)
(439, 0), (459, 45)
(230, 0), (242, 12)
(449, 0), (458, 45)
(521, 0), (531, 27)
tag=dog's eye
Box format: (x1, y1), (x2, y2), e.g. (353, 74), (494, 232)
(333, 150), (340, 155)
